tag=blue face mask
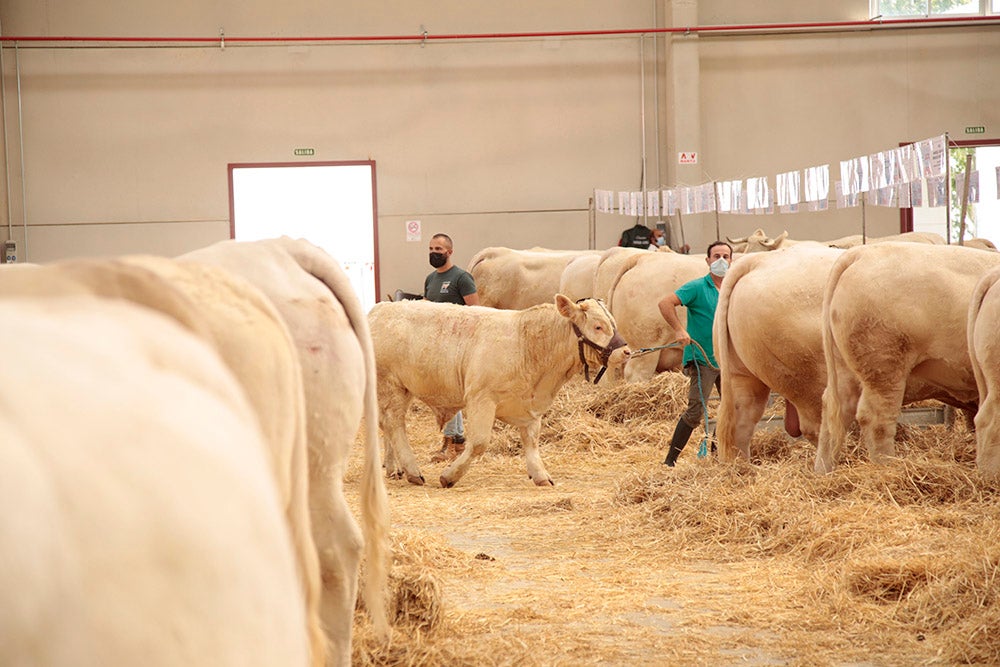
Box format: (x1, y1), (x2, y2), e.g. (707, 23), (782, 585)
(710, 257), (729, 277)
(655, 236), (666, 246)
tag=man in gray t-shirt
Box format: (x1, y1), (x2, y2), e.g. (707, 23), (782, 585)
(424, 233), (478, 462)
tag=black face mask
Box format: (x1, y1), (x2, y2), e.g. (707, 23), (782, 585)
(429, 252), (448, 268)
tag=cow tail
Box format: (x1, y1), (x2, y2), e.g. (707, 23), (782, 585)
(287, 239), (391, 638)
(604, 252), (647, 312)
(713, 253), (754, 461)
(819, 249), (858, 457)
(968, 268), (1000, 407)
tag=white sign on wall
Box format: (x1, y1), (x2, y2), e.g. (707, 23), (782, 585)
(406, 219), (422, 242)
(678, 151), (698, 165)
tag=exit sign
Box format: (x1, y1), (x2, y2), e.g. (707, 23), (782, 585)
(965, 126), (985, 135)
(293, 148), (315, 156)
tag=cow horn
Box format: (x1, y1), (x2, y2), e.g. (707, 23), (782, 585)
(726, 235), (747, 244)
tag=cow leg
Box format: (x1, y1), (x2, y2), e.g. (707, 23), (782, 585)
(856, 382), (905, 463)
(623, 353), (659, 383)
(520, 418), (554, 486)
(976, 391), (1000, 477)
(310, 472), (363, 667)
(815, 353), (861, 474)
(439, 400), (496, 488)
(716, 372), (769, 462)
(377, 385), (424, 485)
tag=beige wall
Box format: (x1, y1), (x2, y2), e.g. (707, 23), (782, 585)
(1, 1), (997, 295)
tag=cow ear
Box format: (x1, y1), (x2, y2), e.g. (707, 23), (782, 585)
(554, 293), (575, 318)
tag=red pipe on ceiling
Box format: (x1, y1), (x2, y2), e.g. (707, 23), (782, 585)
(0, 14), (998, 44)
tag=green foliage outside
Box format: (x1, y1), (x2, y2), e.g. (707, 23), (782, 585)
(876, 0), (978, 16)
(949, 147), (977, 242)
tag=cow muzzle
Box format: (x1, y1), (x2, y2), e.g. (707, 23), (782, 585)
(573, 326), (628, 384)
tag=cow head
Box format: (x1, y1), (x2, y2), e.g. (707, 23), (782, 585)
(555, 294), (629, 383)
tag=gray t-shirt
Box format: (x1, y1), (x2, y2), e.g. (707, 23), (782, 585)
(424, 265), (477, 305)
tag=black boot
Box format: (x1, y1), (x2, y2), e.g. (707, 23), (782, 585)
(663, 419), (695, 466)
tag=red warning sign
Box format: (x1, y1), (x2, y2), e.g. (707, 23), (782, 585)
(678, 152), (698, 165)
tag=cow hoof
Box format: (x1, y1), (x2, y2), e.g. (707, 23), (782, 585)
(406, 473), (425, 486)
(387, 469), (404, 480)
(534, 477), (555, 487)
(440, 476), (456, 489)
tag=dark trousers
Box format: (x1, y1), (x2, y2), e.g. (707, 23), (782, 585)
(680, 360), (721, 428)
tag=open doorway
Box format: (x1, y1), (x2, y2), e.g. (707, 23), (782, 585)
(229, 160), (379, 311)
(903, 139), (1000, 247)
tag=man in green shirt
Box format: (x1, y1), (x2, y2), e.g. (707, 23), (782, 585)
(657, 240), (733, 466)
(424, 233), (479, 461)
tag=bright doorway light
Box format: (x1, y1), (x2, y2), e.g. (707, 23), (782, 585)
(230, 161), (379, 312)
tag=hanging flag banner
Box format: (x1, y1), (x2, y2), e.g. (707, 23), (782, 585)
(916, 135), (947, 178)
(926, 175), (947, 207)
(776, 170), (802, 207)
(663, 188), (679, 216)
(679, 187), (696, 215)
(835, 181), (859, 209)
(746, 176), (770, 212)
(694, 183), (716, 213)
(895, 144), (919, 183)
(896, 182), (911, 208)
(803, 165), (830, 202)
(595, 189), (614, 213)
(716, 180), (741, 213)
(840, 156), (870, 196)
(647, 190), (661, 217)
(908, 180), (923, 207)
(631, 191), (644, 216)
(955, 171), (980, 204)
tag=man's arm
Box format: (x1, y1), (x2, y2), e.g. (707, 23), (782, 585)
(658, 293), (691, 345)
(463, 292), (480, 306)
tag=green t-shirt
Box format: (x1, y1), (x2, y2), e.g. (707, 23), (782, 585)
(424, 265), (477, 305)
(674, 273), (719, 367)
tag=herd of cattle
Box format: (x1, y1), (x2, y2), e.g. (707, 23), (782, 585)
(458, 228), (1000, 480)
(4, 228), (1000, 665)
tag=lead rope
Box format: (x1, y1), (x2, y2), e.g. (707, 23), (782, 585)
(686, 340), (717, 459)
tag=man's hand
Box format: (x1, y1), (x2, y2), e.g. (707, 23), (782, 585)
(674, 330), (692, 346)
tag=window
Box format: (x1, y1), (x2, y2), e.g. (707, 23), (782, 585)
(871, 0), (994, 17)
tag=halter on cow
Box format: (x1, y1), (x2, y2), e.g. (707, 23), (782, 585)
(572, 298), (627, 384)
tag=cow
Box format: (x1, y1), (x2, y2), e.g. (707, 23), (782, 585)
(369, 295), (628, 488)
(726, 228), (799, 253)
(714, 243), (843, 460)
(0, 296), (310, 666)
(558, 252), (602, 302)
(468, 246), (601, 309)
(816, 243), (1000, 474)
(824, 230), (945, 248)
(605, 251), (709, 382)
(0, 257), (327, 666)
(968, 265), (1000, 477)
(592, 246), (648, 302)
(180, 237), (389, 665)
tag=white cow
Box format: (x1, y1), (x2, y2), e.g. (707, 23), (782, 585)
(714, 243), (843, 460)
(592, 246), (649, 302)
(0, 297), (309, 666)
(0, 257), (327, 665)
(816, 243), (1000, 473)
(558, 252), (602, 302)
(181, 237), (389, 664)
(369, 295), (628, 488)
(468, 246), (601, 309)
(968, 265), (1000, 477)
(606, 251), (708, 382)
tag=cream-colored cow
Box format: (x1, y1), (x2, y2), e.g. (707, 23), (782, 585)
(816, 243), (1000, 473)
(0, 257), (327, 665)
(968, 265), (1000, 477)
(468, 246), (601, 309)
(370, 295), (628, 488)
(605, 251), (708, 382)
(0, 297), (309, 666)
(714, 243), (843, 460)
(181, 237), (389, 665)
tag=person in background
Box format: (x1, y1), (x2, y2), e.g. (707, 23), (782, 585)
(657, 240), (733, 466)
(648, 227), (666, 250)
(424, 233), (479, 462)
(618, 222), (653, 249)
